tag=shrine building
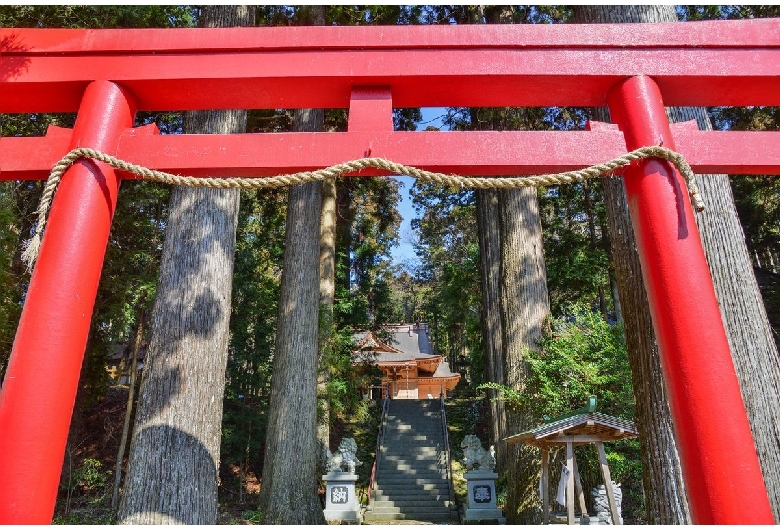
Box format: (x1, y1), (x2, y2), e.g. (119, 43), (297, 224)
(353, 323), (461, 400)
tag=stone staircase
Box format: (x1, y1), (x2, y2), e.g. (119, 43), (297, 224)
(363, 399), (459, 522)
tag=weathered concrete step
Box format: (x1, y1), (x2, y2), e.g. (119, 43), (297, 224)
(367, 505), (454, 515)
(363, 510), (457, 522)
(379, 460), (442, 475)
(380, 447), (443, 462)
(379, 458), (447, 468)
(373, 489), (450, 500)
(376, 474), (446, 482)
(383, 434), (441, 441)
(375, 478), (450, 487)
(381, 441), (441, 448)
(374, 484), (450, 495)
(380, 449), (441, 456)
(372, 499), (455, 509)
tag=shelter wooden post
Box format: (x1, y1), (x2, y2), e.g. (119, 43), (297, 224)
(566, 442), (575, 524)
(541, 445), (550, 525)
(572, 454), (589, 517)
(596, 442), (620, 525)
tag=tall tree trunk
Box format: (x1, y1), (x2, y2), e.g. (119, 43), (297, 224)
(335, 180), (353, 293)
(472, 6), (551, 523)
(576, 4), (780, 523)
(499, 186), (550, 524)
(574, 7), (692, 524)
(476, 189), (506, 464)
(257, 101), (326, 523)
(318, 173), (336, 458)
(118, 6), (254, 524)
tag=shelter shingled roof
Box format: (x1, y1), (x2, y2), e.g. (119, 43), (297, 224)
(504, 396), (638, 447)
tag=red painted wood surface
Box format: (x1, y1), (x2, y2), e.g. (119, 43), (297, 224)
(0, 81), (135, 524)
(607, 75), (774, 525)
(2, 19), (780, 112)
(3, 128), (780, 180)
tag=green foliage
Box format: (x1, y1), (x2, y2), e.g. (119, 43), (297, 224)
(240, 509), (265, 524)
(528, 305), (633, 419)
(69, 458), (109, 493)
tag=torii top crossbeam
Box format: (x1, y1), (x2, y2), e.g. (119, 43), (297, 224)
(0, 19), (778, 525)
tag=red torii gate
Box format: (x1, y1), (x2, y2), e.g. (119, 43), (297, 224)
(1, 19), (779, 524)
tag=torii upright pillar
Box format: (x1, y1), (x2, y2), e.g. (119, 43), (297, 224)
(0, 81), (136, 524)
(607, 75), (773, 524)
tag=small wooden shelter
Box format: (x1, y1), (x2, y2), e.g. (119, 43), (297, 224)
(505, 397), (638, 525)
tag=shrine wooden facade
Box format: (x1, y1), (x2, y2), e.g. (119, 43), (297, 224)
(353, 324), (460, 399)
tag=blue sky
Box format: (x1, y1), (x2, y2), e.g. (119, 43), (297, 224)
(389, 108), (447, 267)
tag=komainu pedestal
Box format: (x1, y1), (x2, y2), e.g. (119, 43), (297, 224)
(322, 472), (361, 523)
(463, 471), (505, 524)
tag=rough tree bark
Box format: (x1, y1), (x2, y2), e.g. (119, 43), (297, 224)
(576, 4), (780, 523)
(499, 186), (550, 524)
(318, 169), (336, 457)
(667, 109), (780, 522)
(470, 6), (552, 523)
(117, 6), (255, 525)
(476, 189), (507, 464)
(257, 104), (326, 524)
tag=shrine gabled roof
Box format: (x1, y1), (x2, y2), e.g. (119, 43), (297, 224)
(504, 397), (638, 447)
(353, 324), (435, 363)
(352, 324), (459, 379)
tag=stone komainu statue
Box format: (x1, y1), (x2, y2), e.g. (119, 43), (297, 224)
(461, 434), (496, 471)
(326, 437), (363, 474)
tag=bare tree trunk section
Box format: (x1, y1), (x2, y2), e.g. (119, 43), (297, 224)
(112, 307), (144, 513)
(258, 106), (326, 524)
(117, 6), (254, 525)
(499, 187), (550, 524)
(476, 189), (506, 466)
(667, 106), (780, 521)
(318, 175), (336, 458)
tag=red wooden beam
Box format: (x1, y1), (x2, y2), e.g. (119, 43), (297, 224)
(3, 128), (780, 180)
(2, 19), (780, 112)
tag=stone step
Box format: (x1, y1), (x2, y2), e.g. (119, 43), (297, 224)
(374, 484), (450, 495)
(385, 428), (440, 434)
(372, 491), (451, 502)
(377, 477), (449, 488)
(373, 480), (450, 495)
(376, 469), (447, 478)
(380, 448), (443, 462)
(379, 447), (445, 458)
(371, 505), (451, 515)
(380, 448), (441, 456)
(372, 499), (455, 509)
(363, 510), (457, 522)
(379, 464), (444, 470)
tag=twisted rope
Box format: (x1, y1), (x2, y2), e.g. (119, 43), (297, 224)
(22, 145), (703, 270)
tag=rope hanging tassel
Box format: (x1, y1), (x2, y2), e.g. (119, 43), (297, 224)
(21, 145), (704, 271)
